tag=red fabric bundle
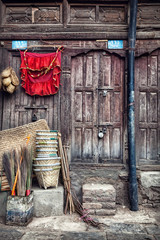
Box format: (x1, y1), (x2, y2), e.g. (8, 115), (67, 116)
(20, 48), (62, 96)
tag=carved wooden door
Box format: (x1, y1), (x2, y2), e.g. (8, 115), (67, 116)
(135, 49), (160, 165)
(71, 51), (124, 163)
(0, 50), (60, 130)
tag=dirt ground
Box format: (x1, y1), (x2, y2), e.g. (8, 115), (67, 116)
(0, 206), (160, 240)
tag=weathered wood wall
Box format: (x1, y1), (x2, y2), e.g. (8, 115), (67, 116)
(0, 0), (160, 40)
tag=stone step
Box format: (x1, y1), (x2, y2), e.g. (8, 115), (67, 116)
(32, 185), (64, 217)
(83, 184), (116, 216)
(0, 185), (64, 218)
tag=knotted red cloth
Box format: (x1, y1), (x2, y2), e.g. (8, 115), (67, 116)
(20, 48), (62, 96)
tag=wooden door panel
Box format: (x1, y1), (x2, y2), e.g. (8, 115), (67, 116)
(113, 92), (121, 122)
(148, 55), (158, 87)
(98, 53), (123, 163)
(84, 92), (93, 123)
(71, 52), (98, 162)
(135, 50), (160, 165)
(71, 51), (124, 163)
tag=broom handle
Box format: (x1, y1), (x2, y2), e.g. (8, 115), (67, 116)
(11, 135), (30, 196)
(11, 155), (22, 195)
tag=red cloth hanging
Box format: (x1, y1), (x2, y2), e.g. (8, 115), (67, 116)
(20, 48), (62, 96)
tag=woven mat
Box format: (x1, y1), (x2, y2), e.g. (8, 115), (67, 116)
(0, 119), (50, 173)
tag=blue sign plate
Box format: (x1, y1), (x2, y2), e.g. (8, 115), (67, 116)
(108, 40), (123, 49)
(12, 41), (27, 50)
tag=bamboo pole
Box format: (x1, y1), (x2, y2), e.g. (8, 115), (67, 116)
(58, 133), (75, 214)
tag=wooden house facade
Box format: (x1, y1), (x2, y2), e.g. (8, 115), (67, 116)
(0, 0), (159, 207)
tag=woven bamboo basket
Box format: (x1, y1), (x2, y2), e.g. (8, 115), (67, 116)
(36, 150), (58, 156)
(36, 141), (58, 146)
(34, 167), (61, 189)
(36, 131), (58, 138)
(36, 130), (58, 134)
(33, 157), (61, 165)
(36, 144), (58, 149)
(36, 137), (58, 143)
(0, 119), (49, 174)
(33, 163), (60, 170)
(35, 153), (58, 158)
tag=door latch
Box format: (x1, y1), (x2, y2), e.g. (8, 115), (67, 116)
(103, 90), (107, 97)
(98, 130), (104, 138)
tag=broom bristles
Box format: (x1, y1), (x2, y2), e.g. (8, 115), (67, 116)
(2, 152), (12, 189)
(10, 150), (15, 189)
(13, 148), (21, 196)
(20, 146), (28, 196)
(26, 146), (32, 192)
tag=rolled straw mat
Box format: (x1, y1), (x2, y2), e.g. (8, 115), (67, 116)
(0, 119), (50, 190)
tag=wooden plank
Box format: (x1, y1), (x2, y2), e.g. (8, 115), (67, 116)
(148, 55), (158, 87)
(149, 128), (158, 160)
(0, 32), (128, 40)
(103, 55), (111, 87)
(0, 24), (128, 32)
(74, 56), (83, 87)
(139, 92), (147, 123)
(103, 129), (110, 159)
(139, 129), (147, 159)
(111, 128), (121, 159)
(113, 92), (121, 122)
(75, 92), (82, 122)
(137, 165), (160, 171)
(74, 128), (82, 159)
(83, 128), (93, 159)
(60, 51), (72, 145)
(84, 92), (93, 123)
(102, 92), (111, 123)
(112, 55), (121, 87)
(85, 55), (93, 87)
(139, 56), (148, 87)
(148, 92), (158, 123)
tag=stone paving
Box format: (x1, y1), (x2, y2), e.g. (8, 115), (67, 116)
(0, 206), (160, 240)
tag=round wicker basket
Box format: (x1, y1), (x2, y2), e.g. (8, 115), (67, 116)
(33, 157), (61, 165)
(33, 162), (60, 169)
(34, 167), (61, 189)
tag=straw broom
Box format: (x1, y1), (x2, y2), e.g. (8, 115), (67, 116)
(11, 135), (31, 196)
(2, 151), (15, 194)
(13, 148), (21, 196)
(20, 146), (28, 197)
(26, 147), (32, 196)
(10, 150), (15, 192)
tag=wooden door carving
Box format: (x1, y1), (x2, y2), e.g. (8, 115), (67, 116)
(71, 51), (124, 163)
